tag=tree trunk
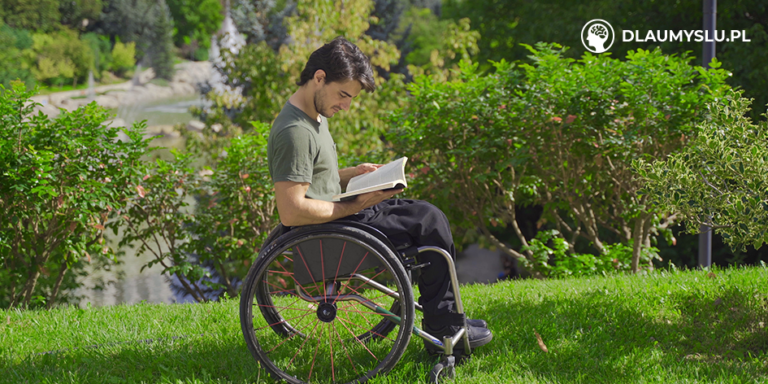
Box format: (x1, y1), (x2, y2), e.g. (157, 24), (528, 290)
(21, 268), (42, 308)
(47, 260), (69, 309)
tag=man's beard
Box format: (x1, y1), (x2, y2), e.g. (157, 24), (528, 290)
(314, 89), (330, 118)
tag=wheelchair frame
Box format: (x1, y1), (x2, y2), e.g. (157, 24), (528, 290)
(239, 221), (471, 383)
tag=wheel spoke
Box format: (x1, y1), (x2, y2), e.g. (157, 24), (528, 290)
(335, 309), (379, 361)
(288, 318), (322, 368)
(335, 312), (395, 343)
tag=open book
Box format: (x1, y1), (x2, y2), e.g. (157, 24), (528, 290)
(332, 157), (408, 201)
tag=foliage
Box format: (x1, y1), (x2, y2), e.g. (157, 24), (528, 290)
(0, 0), (61, 32)
(59, 0), (103, 27)
(394, 6), (479, 82)
(146, 0), (175, 80)
(199, 0), (479, 165)
(442, 0), (768, 121)
(97, 0), (175, 79)
(0, 24), (35, 89)
(0, 82), (151, 309)
(80, 32), (113, 79)
(182, 122), (278, 298)
(166, 0), (223, 50)
(26, 28), (94, 87)
(638, 90), (768, 252)
(389, 44), (732, 274)
(229, 0), (294, 48)
(110, 40), (135, 76)
(517, 229), (659, 278)
(117, 123), (277, 302)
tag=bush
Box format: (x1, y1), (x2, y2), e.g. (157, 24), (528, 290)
(27, 28), (94, 87)
(110, 40), (135, 76)
(637, 90), (768, 252)
(388, 44), (732, 275)
(115, 122), (277, 301)
(0, 82), (151, 309)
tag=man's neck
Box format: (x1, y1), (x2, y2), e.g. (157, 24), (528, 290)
(289, 89), (321, 123)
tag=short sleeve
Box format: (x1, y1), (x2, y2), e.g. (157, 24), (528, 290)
(269, 126), (317, 184)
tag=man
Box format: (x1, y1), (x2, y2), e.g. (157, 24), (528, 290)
(267, 36), (492, 353)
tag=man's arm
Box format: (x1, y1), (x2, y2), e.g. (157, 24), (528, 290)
(275, 180), (401, 226)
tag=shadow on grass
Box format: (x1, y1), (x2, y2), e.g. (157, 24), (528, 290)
(3, 335), (265, 384)
(470, 284), (768, 383)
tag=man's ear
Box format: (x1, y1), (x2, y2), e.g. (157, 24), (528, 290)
(313, 70), (326, 85)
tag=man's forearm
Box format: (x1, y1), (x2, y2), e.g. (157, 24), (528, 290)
(338, 166), (357, 190)
(280, 196), (362, 226)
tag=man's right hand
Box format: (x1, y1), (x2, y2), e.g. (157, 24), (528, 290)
(355, 189), (404, 211)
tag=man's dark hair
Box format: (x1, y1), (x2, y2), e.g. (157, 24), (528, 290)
(297, 36), (376, 92)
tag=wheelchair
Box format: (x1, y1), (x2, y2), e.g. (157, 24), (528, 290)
(239, 221), (472, 384)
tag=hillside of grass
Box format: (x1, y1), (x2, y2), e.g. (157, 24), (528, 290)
(2, 266), (768, 384)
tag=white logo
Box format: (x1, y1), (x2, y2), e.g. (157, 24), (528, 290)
(581, 19), (615, 53)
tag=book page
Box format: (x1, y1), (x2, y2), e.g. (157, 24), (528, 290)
(346, 157), (407, 193)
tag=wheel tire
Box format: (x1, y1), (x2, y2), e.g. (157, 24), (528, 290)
(240, 224), (415, 384)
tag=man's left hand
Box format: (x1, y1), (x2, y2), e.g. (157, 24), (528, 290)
(355, 163), (382, 176)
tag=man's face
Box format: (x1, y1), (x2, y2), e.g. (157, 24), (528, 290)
(313, 77), (362, 119)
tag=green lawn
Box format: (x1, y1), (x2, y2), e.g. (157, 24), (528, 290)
(2, 266), (768, 383)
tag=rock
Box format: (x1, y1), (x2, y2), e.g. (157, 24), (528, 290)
(187, 120), (205, 131)
(31, 103), (61, 119)
(170, 82), (196, 96)
(95, 95), (120, 110)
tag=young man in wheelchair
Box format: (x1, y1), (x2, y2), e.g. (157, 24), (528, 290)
(267, 36), (493, 353)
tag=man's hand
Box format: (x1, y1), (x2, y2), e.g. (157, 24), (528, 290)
(354, 188), (403, 210)
(355, 163), (383, 176)
(339, 163), (383, 190)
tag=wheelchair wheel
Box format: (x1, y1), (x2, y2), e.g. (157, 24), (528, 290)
(240, 224), (415, 384)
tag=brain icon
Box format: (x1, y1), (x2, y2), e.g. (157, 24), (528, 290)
(590, 24), (608, 38)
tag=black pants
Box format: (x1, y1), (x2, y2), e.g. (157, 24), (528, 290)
(340, 199), (464, 328)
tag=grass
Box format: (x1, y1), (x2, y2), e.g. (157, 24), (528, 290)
(2, 266), (768, 383)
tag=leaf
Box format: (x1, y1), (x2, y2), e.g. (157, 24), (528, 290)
(136, 185), (146, 198)
(534, 330), (549, 353)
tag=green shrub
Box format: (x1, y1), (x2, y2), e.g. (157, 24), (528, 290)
(0, 82), (151, 309)
(110, 40), (135, 76)
(114, 122), (277, 301)
(637, 90), (768, 252)
(388, 44), (732, 275)
(27, 28), (94, 87)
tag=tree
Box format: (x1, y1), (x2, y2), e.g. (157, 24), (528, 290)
(96, 0), (175, 79)
(26, 28), (95, 87)
(59, 0), (103, 27)
(637, 90), (768, 252)
(0, 0), (61, 32)
(148, 0), (175, 80)
(0, 24), (35, 89)
(166, 0), (223, 55)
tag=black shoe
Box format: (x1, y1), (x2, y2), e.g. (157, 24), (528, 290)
(423, 321), (493, 354)
(467, 318), (488, 329)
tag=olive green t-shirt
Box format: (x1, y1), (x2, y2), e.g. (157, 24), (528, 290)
(268, 101), (341, 202)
